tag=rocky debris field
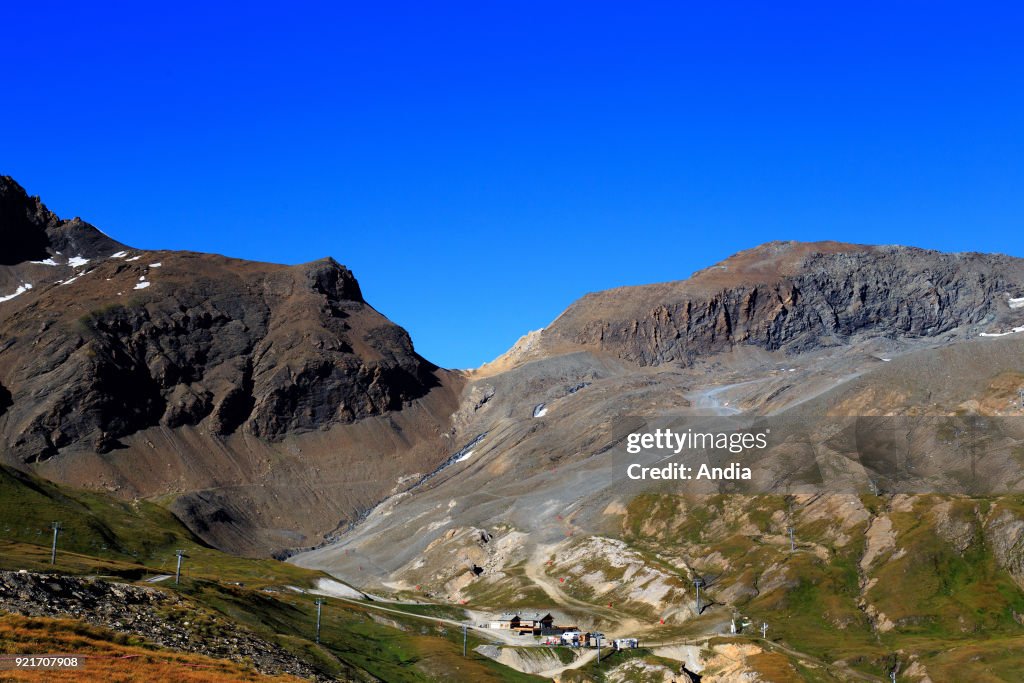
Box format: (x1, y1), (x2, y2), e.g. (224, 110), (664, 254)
(0, 570), (331, 681)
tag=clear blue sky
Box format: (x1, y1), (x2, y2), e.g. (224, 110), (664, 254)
(3, 2), (1022, 368)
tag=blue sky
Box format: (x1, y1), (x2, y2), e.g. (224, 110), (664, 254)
(3, 2), (1023, 368)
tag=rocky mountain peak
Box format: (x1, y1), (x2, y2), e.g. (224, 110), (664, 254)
(302, 256), (365, 303)
(0, 175), (126, 265)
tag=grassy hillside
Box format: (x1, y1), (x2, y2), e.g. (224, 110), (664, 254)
(0, 464), (312, 585)
(0, 465), (542, 682)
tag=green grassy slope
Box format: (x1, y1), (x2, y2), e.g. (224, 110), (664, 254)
(0, 465), (541, 682)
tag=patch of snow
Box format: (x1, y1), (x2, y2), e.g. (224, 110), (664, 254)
(127, 256), (142, 261)
(880, 358), (891, 362)
(138, 275), (146, 281)
(533, 403), (548, 418)
(60, 270), (93, 286)
(30, 258), (58, 266)
(134, 281), (151, 290)
(67, 256), (90, 268)
(0, 283), (33, 303)
(288, 578), (365, 600)
(414, 433), (487, 485)
(1009, 296), (1024, 309)
(149, 262), (162, 268)
(111, 251), (128, 258)
(980, 325), (1024, 338)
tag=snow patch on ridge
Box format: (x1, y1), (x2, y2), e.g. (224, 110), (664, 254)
(980, 325), (1024, 338)
(60, 270), (91, 286)
(0, 283), (33, 303)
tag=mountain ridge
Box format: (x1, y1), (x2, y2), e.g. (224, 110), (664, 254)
(496, 240), (1024, 368)
(7, 177), (1024, 680)
(6, 176), (1024, 561)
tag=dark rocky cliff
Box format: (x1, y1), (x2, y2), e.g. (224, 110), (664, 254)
(0, 176), (125, 266)
(542, 241), (1024, 366)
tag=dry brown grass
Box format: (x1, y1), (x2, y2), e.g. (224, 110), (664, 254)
(745, 651), (804, 681)
(0, 613), (303, 682)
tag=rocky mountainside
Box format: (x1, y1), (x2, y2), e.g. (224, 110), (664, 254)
(0, 177), (462, 556)
(0, 177), (442, 459)
(296, 236), (1024, 578)
(292, 239), (1024, 681)
(512, 240), (1024, 367)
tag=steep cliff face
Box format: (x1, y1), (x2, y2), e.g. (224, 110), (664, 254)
(540, 241), (1024, 366)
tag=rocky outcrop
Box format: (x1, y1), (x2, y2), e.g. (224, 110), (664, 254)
(0, 176), (125, 266)
(986, 508), (1024, 589)
(0, 570), (331, 681)
(541, 242), (1024, 366)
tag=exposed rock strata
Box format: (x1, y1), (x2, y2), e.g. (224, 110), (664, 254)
(542, 242), (1024, 365)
